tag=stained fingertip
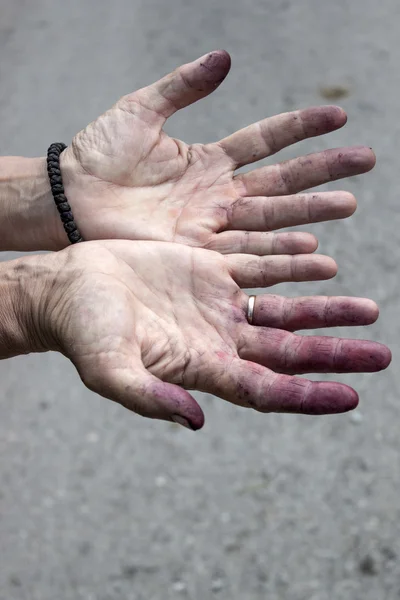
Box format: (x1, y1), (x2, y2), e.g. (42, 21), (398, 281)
(212, 49), (232, 69)
(334, 105), (348, 126)
(344, 146), (376, 173)
(376, 344), (392, 370)
(367, 147), (377, 167)
(192, 50), (232, 87)
(181, 409), (205, 431)
(300, 105), (348, 134)
(172, 413), (205, 431)
(319, 105), (348, 129)
(336, 340), (391, 373)
(303, 382), (359, 415)
(150, 380), (205, 429)
(175, 397), (205, 431)
(189, 407), (206, 430)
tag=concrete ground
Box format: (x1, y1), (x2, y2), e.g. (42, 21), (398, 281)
(0, 1), (399, 599)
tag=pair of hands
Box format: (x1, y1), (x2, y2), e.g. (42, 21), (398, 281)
(25, 50), (389, 429)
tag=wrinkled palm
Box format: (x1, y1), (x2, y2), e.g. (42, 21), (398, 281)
(45, 240), (390, 430)
(61, 50), (374, 254)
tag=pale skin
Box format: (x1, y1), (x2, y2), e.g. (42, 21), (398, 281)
(0, 242), (390, 430)
(0, 50), (374, 252)
(0, 51), (390, 428)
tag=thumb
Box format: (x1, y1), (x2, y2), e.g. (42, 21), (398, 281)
(81, 362), (205, 431)
(128, 50), (231, 121)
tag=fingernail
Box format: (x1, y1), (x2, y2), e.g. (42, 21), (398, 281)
(171, 415), (194, 430)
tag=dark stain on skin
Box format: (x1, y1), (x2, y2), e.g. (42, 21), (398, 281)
(199, 51), (232, 87)
(200, 61), (214, 74)
(181, 51), (231, 93)
(306, 384), (359, 415)
(233, 313), (245, 324)
(147, 380), (204, 430)
(300, 106), (347, 136)
(231, 305), (246, 324)
(237, 382), (251, 401)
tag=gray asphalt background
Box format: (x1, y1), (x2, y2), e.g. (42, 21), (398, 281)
(0, 1), (399, 599)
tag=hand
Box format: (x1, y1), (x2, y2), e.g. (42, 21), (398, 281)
(26, 242), (390, 430)
(59, 50), (374, 254)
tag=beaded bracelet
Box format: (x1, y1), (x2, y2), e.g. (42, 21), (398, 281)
(47, 143), (83, 244)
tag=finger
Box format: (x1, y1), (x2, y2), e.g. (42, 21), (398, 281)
(226, 254), (337, 288)
(129, 50), (231, 121)
(226, 191), (356, 232)
(205, 231), (318, 255)
(81, 362), (204, 430)
(239, 328), (392, 374)
(211, 357), (359, 414)
(251, 295), (379, 330)
(235, 146), (376, 197)
(218, 105), (347, 168)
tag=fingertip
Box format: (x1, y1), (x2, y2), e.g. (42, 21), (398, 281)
(343, 387), (360, 412)
(323, 256), (338, 279)
(306, 382), (359, 414)
(286, 233), (319, 254)
(344, 387), (360, 412)
(213, 49), (232, 70)
(150, 380), (205, 429)
(186, 406), (205, 430)
(195, 50), (232, 86)
(295, 233), (318, 253)
(338, 106), (348, 126)
(174, 386), (206, 430)
(325, 105), (348, 128)
(295, 254), (337, 281)
(346, 145), (377, 173)
(172, 412), (205, 431)
(301, 105), (348, 135)
(308, 233), (319, 252)
(339, 191), (357, 216)
(361, 298), (380, 324)
(365, 146), (377, 170)
(377, 344), (392, 370)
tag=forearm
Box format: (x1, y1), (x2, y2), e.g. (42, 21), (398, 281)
(0, 157), (67, 251)
(0, 255), (54, 358)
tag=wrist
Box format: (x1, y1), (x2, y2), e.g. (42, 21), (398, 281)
(0, 156), (68, 251)
(0, 253), (63, 358)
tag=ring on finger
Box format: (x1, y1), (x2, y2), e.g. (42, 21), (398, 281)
(247, 295), (256, 325)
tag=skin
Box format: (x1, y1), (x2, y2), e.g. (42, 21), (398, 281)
(0, 51), (388, 430)
(0, 50), (373, 252)
(60, 50), (373, 254)
(2, 241), (390, 430)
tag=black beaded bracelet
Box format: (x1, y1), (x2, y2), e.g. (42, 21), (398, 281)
(47, 143), (83, 244)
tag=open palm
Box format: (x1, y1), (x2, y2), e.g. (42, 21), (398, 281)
(61, 50), (374, 254)
(45, 241), (390, 430)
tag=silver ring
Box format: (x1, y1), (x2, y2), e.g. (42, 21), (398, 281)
(247, 295), (256, 325)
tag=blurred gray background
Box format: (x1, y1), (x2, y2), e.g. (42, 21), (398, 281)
(0, 1), (399, 599)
